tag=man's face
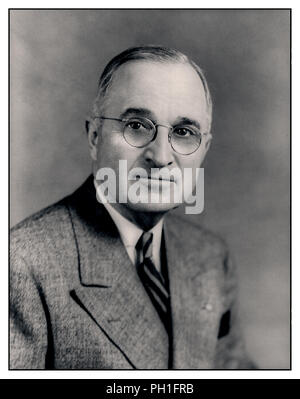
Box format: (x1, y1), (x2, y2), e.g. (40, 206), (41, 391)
(90, 60), (211, 214)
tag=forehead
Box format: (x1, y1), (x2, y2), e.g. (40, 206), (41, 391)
(103, 60), (209, 127)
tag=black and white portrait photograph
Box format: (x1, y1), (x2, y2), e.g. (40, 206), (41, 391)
(9, 8), (290, 371)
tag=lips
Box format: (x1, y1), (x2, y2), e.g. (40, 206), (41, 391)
(128, 167), (178, 183)
(131, 174), (175, 182)
(136, 176), (175, 184)
(147, 176), (175, 182)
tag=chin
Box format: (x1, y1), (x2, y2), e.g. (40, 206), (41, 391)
(125, 201), (179, 214)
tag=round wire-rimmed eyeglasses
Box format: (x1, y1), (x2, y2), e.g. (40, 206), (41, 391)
(94, 116), (209, 155)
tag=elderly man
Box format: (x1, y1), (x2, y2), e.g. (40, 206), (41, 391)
(10, 46), (255, 369)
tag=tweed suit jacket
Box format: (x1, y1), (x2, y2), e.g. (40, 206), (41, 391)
(10, 175), (254, 369)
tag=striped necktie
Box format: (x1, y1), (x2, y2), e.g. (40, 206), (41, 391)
(135, 231), (171, 332)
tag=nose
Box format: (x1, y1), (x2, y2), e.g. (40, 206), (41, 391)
(144, 125), (174, 168)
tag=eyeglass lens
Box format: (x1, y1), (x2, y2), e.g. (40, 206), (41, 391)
(123, 118), (201, 155)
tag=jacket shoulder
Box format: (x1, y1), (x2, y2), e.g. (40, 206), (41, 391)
(10, 198), (73, 260)
(10, 176), (95, 264)
(11, 198), (69, 233)
(11, 199), (67, 230)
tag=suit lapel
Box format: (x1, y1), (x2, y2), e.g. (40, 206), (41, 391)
(67, 177), (169, 369)
(164, 216), (223, 369)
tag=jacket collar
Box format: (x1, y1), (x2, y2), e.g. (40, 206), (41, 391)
(67, 176), (168, 368)
(164, 216), (223, 369)
(67, 175), (222, 369)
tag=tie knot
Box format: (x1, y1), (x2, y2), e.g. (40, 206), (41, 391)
(136, 231), (153, 261)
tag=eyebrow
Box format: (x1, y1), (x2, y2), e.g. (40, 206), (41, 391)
(119, 107), (155, 120)
(175, 117), (201, 131)
(119, 107), (202, 130)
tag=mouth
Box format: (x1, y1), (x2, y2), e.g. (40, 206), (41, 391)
(147, 176), (175, 182)
(136, 176), (176, 185)
(127, 167), (178, 185)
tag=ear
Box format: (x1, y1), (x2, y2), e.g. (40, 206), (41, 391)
(86, 118), (99, 161)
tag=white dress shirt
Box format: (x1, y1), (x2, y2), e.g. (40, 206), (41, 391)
(94, 179), (164, 272)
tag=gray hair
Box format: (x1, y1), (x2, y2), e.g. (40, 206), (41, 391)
(88, 45), (213, 132)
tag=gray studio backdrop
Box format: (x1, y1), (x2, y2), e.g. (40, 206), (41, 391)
(10, 9), (290, 369)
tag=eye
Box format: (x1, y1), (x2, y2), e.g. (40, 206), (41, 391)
(125, 118), (153, 134)
(127, 121), (143, 130)
(173, 126), (196, 138)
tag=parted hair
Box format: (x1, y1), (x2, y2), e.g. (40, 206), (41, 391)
(87, 45), (213, 132)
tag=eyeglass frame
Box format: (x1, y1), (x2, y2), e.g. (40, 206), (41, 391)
(94, 116), (210, 155)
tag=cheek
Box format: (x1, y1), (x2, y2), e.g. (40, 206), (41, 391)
(96, 131), (140, 171)
(177, 156), (203, 172)
(188, 148), (207, 169)
(177, 156), (204, 192)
